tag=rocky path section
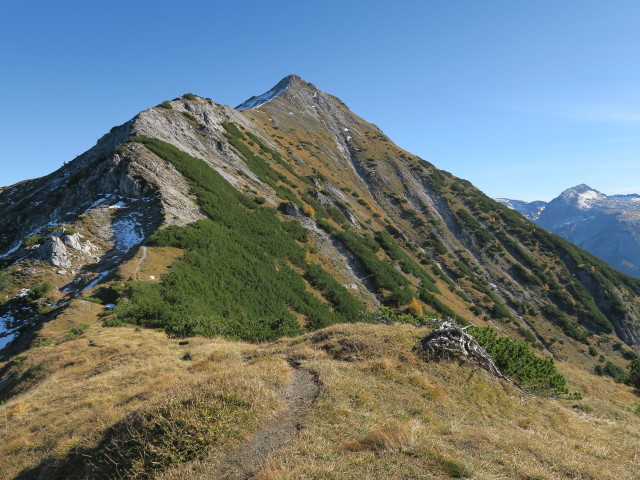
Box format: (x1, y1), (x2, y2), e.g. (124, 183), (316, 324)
(211, 359), (320, 480)
(134, 246), (147, 280)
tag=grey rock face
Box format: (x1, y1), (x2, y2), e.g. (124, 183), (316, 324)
(38, 236), (71, 268)
(63, 233), (93, 255)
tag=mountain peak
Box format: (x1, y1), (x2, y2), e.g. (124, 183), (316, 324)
(565, 183), (598, 194)
(235, 75), (302, 110)
(555, 184), (604, 210)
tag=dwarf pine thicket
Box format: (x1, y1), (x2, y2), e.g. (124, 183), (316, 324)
(468, 325), (568, 395)
(113, 137), (365, 341)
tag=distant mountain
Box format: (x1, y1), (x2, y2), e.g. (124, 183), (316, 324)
(497, 184), (640, 277)
(494, 198), (547, 221)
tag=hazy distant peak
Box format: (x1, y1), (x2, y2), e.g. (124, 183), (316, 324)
(559, 184), (604, 209)
(235, 75), (300, 110)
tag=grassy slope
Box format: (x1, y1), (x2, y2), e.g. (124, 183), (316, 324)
(1, 321), (638, 480)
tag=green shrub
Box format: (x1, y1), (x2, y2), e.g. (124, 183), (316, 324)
(626, 357), (640, 389)
(182, 93), (197, 100)
(182, 111), (197, 122)
(0, 270), (12, 291)
(157, 101), (173, 109)
(468, 326), (568, 396)
(29, 282), (52, 300)
(595, 361), (628, 383)
(63, 324), (90, 341)
(22, 234), (43, 248)
(37, 306), (56, 315)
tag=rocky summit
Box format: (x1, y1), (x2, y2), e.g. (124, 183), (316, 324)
(0, 77), (639, 480)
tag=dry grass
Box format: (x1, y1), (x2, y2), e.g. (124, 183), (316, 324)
(0, 317), (290, 479)
(116, 245), (183, 282)
(255, 323), (640, 480)
(1, 321), (639, 479)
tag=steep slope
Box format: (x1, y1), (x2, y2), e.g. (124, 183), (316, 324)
(498, 185), (640, 278)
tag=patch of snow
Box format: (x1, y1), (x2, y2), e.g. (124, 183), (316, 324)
(83, 271), (110, 291)
(108, 201), (127, 209)
(0, 314), (17, 350)
(83, 196), (109, 212)
(236, 76), (292, 110)
(576, 190), (602, 209)
(112, 217), (145, 252)
(149, 275), (156, 280)
(105, 304), (116, 310)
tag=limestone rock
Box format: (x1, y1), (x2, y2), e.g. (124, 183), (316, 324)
(37, 236), (71, 268)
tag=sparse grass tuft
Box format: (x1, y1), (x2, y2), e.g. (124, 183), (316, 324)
(340, 420), (414, 452)
(62, 323), (90, 341)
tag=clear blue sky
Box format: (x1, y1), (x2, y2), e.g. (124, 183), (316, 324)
(2, 1), (639, 201)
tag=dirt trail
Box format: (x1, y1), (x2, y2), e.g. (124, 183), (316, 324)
(211, 359), (320, 480)
(134, 246), (147, 280)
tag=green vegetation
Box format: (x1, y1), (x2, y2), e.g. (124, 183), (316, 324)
(333, 229), (411, 305)
(29, 282), (52, 300)
(375, 230), (440, 294)
(468, 326), (568, 396)
(0, 269), (13, 291)
(181, 111), (197, 122)
(627, 357), (640, 389)
(182, 93), (198, 100)
(116, 137), (364, 340)
(541, 304), (589, 343)
(63, 324), (90, 341)
(157, 101), (173, 109)
(37, 306), (56, 316)
(22, 234), (43, 248)
(364, 305), (437, 326)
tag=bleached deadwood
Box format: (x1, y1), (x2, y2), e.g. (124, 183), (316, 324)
(420, 322), (510, 382)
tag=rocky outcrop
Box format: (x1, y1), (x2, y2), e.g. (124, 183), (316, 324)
(37, 236), (70, 268)
(63, 233), (93, 255)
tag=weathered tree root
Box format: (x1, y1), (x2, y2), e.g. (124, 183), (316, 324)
(420, 322), (510, 383)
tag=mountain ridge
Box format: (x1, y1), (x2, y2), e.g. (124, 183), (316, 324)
(1, 75), (640, 480)
(497, 184), (640, 278)
(2, 77), (640, 346)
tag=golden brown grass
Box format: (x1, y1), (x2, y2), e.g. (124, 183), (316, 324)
(257, 323), (640, 480)
(116, 246), (183, 282)
(0, 316), (290, 479)
(1, 321), (639, 479)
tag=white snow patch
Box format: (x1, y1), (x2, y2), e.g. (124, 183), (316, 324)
(112, 218), (144, 252)
(576, 190), (602, 209)
(108, 201), (127, 209)
(83, 271), (109, 291)
(236, 77), (292, 110)
(149, 275), (156, 280)
(0, 314), (16, 350)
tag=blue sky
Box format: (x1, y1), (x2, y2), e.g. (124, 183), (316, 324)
(1, 1), (639, 201)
